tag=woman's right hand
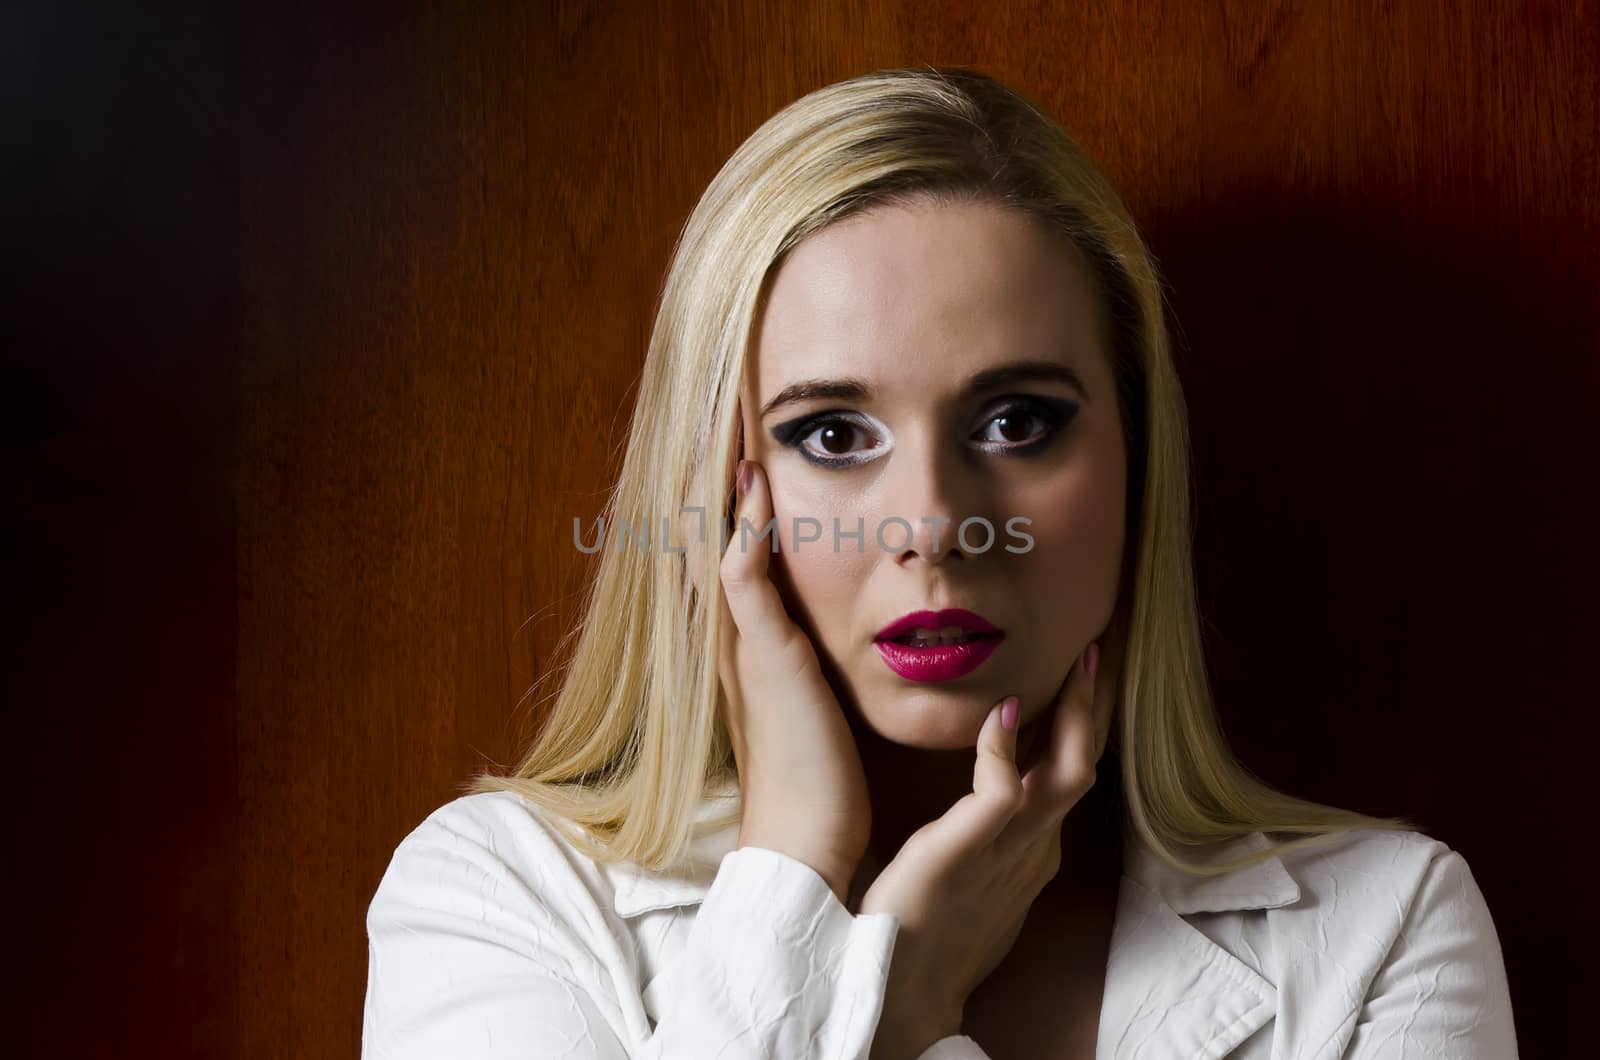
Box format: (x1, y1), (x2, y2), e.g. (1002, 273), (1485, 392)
(709, 458), (873, 903)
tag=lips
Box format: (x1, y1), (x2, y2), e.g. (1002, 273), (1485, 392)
(874, 637), (1003, 682)
(875, 608), (1001, 643)
(872, 608), (1005, 683)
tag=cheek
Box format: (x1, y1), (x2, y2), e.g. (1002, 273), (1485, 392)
(765, 481), (871, 647)
(1013, 463), (1125, 595)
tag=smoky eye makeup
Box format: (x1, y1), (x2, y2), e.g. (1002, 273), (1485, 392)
(767, 393), (1080, 469)
(768, 410), (888, 468)
(971, 395), (1080, 451)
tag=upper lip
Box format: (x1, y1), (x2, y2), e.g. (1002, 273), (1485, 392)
(875, 608), (1002, 642)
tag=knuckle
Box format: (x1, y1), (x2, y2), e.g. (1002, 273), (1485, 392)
(719, 567), (753, 602)
(719, 542), (753, 579)
(1060, 758), (1098, 795)
(777, 634), (819, 683)
(1025, 835), (1056, 874)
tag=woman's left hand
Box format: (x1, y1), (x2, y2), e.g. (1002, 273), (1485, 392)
(861, 620), (1123, 1056)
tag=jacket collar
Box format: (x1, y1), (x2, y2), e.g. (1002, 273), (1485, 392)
(606, 781), (1300, 918)
(1120, 825), (1301, 914)
(604, 785), (1306, 1056)
(606, 782), (744, 919)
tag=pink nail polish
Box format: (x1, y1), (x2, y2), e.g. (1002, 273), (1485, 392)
(1001, 696), (1019, 731)
(1086, 642), (1100, 677)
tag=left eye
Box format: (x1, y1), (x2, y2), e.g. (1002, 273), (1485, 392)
(974, 398), (1080, 449)
(975, 406), (1050, 447)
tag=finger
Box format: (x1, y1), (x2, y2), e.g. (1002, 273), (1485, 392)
(1018, 649), (1098, 822)
(716, 558), (740, 723)
(940, 697), (1024, 847)
(696, 466), (732, 670)
(710, 412), (749, 752)
(718, 460), (799, 658)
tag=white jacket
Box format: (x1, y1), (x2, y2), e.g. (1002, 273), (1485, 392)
(361, 781), (1518, 1058)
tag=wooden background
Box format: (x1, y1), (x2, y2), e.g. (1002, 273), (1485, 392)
(8, 1), (1595, 1056)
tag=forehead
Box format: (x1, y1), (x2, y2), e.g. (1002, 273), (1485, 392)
(752, 200), (1102, 393)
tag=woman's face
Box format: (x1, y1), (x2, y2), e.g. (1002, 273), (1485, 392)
(738, 198), (1127, 749)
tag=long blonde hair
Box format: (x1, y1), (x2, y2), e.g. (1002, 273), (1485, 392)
(467, 65), (1422, 878)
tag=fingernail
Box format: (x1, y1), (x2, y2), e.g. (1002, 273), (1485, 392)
(1000, 696), (1019, 731)
(736, 461), (751, 498)
(1086, 641), (1100, 678)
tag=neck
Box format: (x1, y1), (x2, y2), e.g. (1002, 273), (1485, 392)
(843, 705), (1125, 909)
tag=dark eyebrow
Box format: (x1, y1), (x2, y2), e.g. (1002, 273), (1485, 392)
(758, 358), (1089, 420)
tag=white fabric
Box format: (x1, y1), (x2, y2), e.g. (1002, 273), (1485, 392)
(361, 781), (1518, 1058)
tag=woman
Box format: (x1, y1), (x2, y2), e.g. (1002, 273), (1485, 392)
(361, 67), (1518, 1059)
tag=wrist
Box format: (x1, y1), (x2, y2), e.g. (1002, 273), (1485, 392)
(736, 833), (859, 905)
(873, 1004), (962, 1060)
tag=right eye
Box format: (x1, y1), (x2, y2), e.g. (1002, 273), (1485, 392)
(774, 413), (887, 468)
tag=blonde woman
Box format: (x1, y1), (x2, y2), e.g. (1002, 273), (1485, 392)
(361, 67), (1518, 1059)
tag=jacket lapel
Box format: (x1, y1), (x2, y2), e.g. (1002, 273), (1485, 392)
(1100, 827), (1302, 1059)
(605, 790), (1306, 1059)
(607, 783), (743, 918)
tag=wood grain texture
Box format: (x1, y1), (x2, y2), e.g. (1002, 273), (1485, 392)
(9, 0), (1593, 1055)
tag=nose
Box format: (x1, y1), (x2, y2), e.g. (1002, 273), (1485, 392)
(879, 431), (988, 566)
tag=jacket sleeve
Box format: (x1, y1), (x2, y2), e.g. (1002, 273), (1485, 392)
(1341, 848), (1519, 1058)
(915, 1036), (992, 1058)
(362, 805), (948, 1059)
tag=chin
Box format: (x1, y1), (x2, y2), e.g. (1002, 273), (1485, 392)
(856, 690), (996, 750)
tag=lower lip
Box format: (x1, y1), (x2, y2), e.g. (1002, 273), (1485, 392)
(873, 634), (1005, 683)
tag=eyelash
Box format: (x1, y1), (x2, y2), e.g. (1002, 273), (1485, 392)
(772, 397), (1079, 469)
